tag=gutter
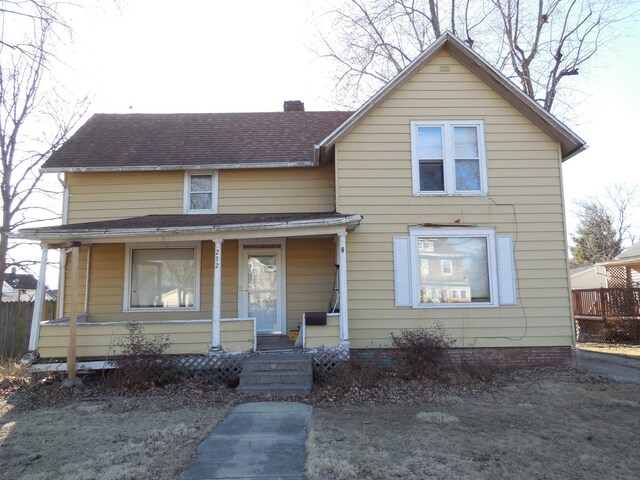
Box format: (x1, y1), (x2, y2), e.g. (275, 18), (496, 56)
(42, 160), (317, 173)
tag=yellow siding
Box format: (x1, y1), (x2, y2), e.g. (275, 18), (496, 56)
(286, 237), (336, 330)
(39, 319), (255, 358)
(62, 247), (89, 315)
(66, 171), (184, 223)
(305, 314), (340, 349)
(39, 321), (212, 358)
(336, 49), (573, 349)
(63, 241), (240, 322)
(218, 165), (335, 213)
(221, 319), (255, 352)
(58, 239), (335, 350)
(66, 165), (335, 223)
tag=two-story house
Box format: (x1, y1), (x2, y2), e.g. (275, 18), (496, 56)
(18, 33), (585, 370)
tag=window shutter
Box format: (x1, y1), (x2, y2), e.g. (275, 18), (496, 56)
(393, 237), (412, 306)
(496, 235), (516, 305)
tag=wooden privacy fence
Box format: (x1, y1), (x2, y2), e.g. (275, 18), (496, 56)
(573, 288), (640, 342)
(0, 301), (56, 357)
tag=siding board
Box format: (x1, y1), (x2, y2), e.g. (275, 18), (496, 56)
(336, 49), (573, 349)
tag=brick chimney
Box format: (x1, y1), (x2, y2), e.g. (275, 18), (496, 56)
(283, 100), (305, 112)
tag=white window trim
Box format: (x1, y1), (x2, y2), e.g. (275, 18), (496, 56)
(409, 227), (498, 308)
(183, 170), (219, 214)
(123, 241), (201, 313)
(410, 120), (488, 196)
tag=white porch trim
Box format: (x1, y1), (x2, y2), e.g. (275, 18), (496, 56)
(337, 232), (350, 346)
(211, 238), (223, 351)
(28, 246), (49, 351)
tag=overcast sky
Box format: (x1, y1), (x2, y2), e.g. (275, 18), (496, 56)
(29, 0), (640, 286)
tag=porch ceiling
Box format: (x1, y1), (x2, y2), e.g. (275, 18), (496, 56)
(14, 212), (363, 243)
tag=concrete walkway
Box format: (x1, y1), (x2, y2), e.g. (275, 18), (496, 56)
(574, 349), (640, 384)
(181, 402), (312, 480)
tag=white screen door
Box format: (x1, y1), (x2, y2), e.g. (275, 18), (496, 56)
(242, 249), (282, 334)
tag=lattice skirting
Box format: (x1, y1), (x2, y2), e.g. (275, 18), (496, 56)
(174, 353), (249, 382)
(311, 347), (350, 379)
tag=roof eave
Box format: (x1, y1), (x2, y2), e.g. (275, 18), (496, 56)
(319, 32), (586, 161)
(14, 214), (364, 242)
(41, 159), (318, 173)
(598, 257), (640, 268)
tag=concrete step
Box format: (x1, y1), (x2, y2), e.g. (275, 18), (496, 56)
(237, 353), (314, 396)
(242, 353), (313, 373)
(235, 383), (312, 396)
(240, 370), (313, 385)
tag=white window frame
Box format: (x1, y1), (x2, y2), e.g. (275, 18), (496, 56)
(409, 227), (498, 308)
(183, 170), (219, 213)
(410, 120), (488, 196)
(123, 242), (201, 312)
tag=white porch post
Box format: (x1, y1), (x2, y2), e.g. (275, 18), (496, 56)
(337, 232), (350, 347)
(28, 245), (49, 351)
(211, 238), (223, 352)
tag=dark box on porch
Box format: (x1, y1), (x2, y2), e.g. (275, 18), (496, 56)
(304, 312), (327, 326)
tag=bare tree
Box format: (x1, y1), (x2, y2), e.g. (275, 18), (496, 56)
(603, 182), (638, 246)
(0, 1), (87, 295)
(315, 0), (633, 114)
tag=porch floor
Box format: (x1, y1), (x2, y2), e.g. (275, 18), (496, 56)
(256, 335), (298, 351)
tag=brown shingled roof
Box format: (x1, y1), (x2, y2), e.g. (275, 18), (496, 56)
(42, 111), (352, 172)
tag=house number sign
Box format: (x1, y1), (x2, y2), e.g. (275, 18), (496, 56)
(215, 247), (221, 269)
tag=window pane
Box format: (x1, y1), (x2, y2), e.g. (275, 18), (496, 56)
(419, 160), (444, 191)
(248, 255), (277, 290)
(190, 175), (212, 192)
(417, 236), (490, 304)
(417, 127), (443, 159)
(190, 192), (212, 210)
(130, 248), (195, 308)
(454, 126), (478, 158)
(455, 159), (481, 191)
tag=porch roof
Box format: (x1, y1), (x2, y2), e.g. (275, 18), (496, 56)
(15, 212), (363, 243)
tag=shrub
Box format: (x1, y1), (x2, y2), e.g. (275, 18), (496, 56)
(390, 323), (455, 378)
(111, 322), (176, 386)
(0, 356), (30, 390)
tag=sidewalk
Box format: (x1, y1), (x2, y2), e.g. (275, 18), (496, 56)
(181, 402), (312, 480)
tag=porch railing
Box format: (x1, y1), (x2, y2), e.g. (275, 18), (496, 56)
(572, 288), (640, 342)
(572, 288), (640, 319)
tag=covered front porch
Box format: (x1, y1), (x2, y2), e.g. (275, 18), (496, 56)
(17, 213), (362, 370)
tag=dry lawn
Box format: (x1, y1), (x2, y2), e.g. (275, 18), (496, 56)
(306, 371), (640, 480)
(0, 361), (233, 480)
(0, 395), (228, 480)
(578, 342), (640, 359)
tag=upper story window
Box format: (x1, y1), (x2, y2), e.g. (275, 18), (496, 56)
(184, 171), (218, 213)
(410, 120), (487, 196)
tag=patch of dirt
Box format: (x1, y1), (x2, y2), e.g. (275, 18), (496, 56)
(306, 369), (640, 480)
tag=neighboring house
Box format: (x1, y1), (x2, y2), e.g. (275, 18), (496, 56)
(16, 33), (586, 367)
(599, 242), (640, 288)
(2, 269), (56, 302)
(570, 265), (608, 290)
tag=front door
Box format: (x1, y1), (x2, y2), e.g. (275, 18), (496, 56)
(242, 249), (283, 334)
